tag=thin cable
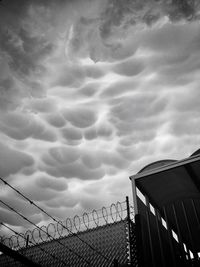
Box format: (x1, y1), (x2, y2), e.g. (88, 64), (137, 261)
(0, 199), (91, 266)
(0, 222), (67, 267)
(0, 177), (110, 263)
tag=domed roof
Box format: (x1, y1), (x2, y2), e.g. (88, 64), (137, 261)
(190, 148), (200, 157)
(138, 159), (177, 174)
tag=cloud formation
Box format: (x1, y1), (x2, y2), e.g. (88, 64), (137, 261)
(1, 0), (200, 235)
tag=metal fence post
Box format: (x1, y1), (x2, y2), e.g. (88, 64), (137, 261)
(26, 234), (29, 248)
(113, 259), (119, 267)
(126, 196), (133, 266)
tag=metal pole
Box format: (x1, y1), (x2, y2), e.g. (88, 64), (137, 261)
(113, 259), (119, 267)
(131, 178), (138, 215)
(126, 196), (133, 266)
(26, 234), (29, 248)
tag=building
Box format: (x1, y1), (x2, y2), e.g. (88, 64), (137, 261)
(130, 149), (200, 267)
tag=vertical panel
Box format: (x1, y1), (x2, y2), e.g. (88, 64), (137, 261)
(155, 209), (166, 267)
(163, 206), (177, 267)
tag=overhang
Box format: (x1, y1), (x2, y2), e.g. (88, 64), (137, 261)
(130, 153), (200, 252)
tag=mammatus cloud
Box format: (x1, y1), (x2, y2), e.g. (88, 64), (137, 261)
(0, 143), (34, 177)
(1, 0), (200, 236)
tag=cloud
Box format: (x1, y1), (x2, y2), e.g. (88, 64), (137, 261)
(53, 64), (86, 88)
(84, 127), (98, 140)
(65, 0), (200, 63)
(0, 26), (53, 77)
(40, 144), (131, 180)
(35, 175), (68, 191)
(80, 82), (101, 97)
(109, 93), (167, 124)
(100, 79), (139, 99)
(26, 98), (56, 113)
(0, 111), (57, 142)
(0, 143), (34, 177)
(46, 113), (66, 128)
(112, 58), (145, 77)
(62, 107), (98, 128)
(61, 126), (83, 141)
(1, 0), (200, 236)
(48, 146), (80, 165)
(0, 207), (32, 227)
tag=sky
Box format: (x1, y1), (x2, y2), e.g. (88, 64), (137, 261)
(1, 0), (200, 235)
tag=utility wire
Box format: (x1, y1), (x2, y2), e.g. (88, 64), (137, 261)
(0, 177), (110, 264)
(0, 222), (67, 267)
(0, 199), (91, 266)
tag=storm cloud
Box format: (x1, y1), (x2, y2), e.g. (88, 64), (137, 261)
(1, 0), (200, 235)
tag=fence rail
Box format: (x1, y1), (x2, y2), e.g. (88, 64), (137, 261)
(1, 199), (134, 251)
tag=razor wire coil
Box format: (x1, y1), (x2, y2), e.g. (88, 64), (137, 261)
(1, 200), (129, 251)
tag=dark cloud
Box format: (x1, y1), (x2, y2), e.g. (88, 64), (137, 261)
(0, 111), (57, 142)
(62, 107), (97, 128)
(66, 0), (200, 62)
(100, 150), (130, 169)
(0, 207), (33, 227)
(44, 194), (77, 209)
(36, 176), (68, 191)
(96, 122), (113, 138)
(41, 144), (130, 180)
(27, 98), (56, 113)
(112, 59), (145, 77)
(0, 27), (53, 77)
(0, 143), (34, 177)
(109, 94), (167, 123)
(53, 64), (86, 87)
(100, 0), (199, 38)
(41, 160), (105, 180)
(1, 0), (200, 235)
(84, 127), (97, 140)
(81, 151), (102, 169)
(46, 113), (66, 128)
(61, 126), (83, 141)
(18, 180), (59, 202)
(85, 65), (106, 79)
(80, 82), (100, 97)
(100, 79), (139, 99)
(170, 88), (200, 114)
(44, 146), (80, 165)
(0, 77), (27, 111)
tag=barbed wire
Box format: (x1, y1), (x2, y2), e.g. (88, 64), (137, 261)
(0, 222), (67, 267)
(0, 177), (115, 264)
(0, 199), (91, 266)
(1, 201), (128, 249)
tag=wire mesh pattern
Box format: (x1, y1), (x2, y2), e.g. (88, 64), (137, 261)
(1, 200), (128, 250)
(0, 220), (136, 267)
(129, 220), (138, 266)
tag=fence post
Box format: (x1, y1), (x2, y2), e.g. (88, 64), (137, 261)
(26, 234), (29, 248)
(126, 196), (133, 266)
(113, 259), (119, 266)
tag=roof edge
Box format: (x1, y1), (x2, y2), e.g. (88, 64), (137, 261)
(130, 153), (200, 180)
